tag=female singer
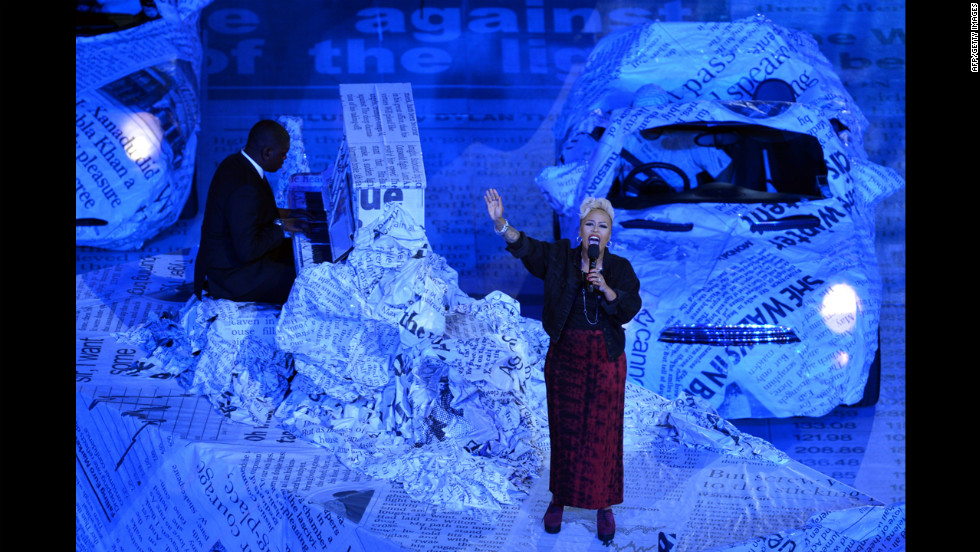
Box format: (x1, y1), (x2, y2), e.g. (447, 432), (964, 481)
(484, 188), (641, 543)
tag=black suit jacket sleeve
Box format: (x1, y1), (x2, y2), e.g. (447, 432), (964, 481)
(225, 177), (285, 263)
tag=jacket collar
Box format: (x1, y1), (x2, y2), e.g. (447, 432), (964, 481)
(240, 149), (265, 180)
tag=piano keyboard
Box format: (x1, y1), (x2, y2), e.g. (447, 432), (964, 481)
(288, 174), (354, 271)
(290, 189), (331, 272)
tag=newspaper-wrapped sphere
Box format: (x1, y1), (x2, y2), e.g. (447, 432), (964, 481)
(75, 1), (211, 250)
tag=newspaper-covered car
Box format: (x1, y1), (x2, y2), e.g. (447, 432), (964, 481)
(536, 16), (905, 419)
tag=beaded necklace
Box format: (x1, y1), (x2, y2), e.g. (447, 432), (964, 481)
(582, 285), (599, 325)
(581, 250), (602, 325)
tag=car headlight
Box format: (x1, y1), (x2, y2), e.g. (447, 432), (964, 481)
(820, 283), (859, 334)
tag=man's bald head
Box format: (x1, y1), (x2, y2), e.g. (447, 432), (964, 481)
(244, 120), (290, 173)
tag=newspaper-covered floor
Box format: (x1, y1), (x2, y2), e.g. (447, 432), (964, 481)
(76, 190), (905, 551)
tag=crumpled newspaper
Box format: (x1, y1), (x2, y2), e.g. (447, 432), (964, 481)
(120, 202), (795, 512)
(274, 205), (551, 510)
(120, 293), (291, 424)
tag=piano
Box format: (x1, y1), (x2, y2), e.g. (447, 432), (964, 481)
(288, 172), (354, 271)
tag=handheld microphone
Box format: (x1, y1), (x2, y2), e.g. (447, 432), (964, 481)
(587, 242), (600, 293)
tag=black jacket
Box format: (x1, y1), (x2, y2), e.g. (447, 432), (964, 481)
(194, 152), (290, 301)
(506, 231), (642, 360)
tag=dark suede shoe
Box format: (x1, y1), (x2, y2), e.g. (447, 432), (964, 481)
(597, 508), (615, 542)
(544, 503), (564, 534)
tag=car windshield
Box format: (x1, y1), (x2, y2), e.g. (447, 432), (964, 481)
(607, 122), (828, 208)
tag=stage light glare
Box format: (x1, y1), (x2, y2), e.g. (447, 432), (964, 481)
(820, 283), (858, 334)
(121, 112), (162, 163)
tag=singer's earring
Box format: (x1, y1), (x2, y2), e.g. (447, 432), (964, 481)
(576, 236), (582, 244)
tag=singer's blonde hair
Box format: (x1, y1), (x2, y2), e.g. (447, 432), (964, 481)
(578, 197), (615, 223)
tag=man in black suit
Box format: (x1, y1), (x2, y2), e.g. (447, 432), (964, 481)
(194, 120), (309, 304)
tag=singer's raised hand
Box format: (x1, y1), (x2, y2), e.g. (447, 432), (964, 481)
(484, 188), (504, 222)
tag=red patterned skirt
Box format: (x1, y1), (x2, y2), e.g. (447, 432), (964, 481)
(545, 327), (626, 509)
